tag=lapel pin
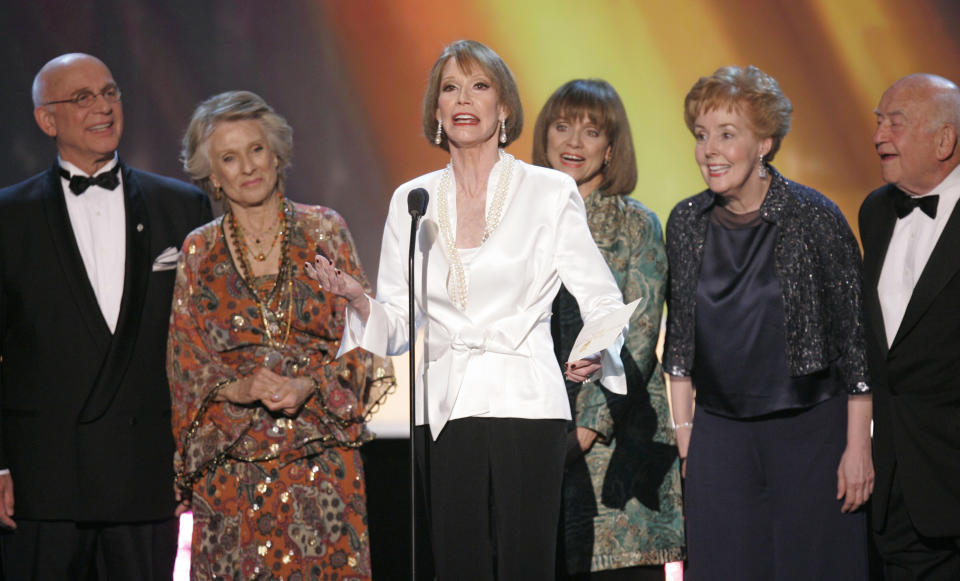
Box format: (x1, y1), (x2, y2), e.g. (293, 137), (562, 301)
(137, 223), (144, 232)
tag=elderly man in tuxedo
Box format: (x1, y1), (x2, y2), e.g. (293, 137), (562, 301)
(860, 73), (960, 580)
(0, 53), (210, 579)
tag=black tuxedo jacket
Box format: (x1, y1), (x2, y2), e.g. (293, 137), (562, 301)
(859, 183), (960, 538)
(0, 161), (211, 522)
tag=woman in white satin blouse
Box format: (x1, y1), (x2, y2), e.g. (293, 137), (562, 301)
(307, 39), (626, 579)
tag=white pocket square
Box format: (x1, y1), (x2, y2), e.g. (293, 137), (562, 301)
(152, 246), (181, 271)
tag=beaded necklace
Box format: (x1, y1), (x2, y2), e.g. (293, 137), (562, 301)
(244, 211), (283, 261)
(228, 194), (294, 351)
(436, 150), (515, 311)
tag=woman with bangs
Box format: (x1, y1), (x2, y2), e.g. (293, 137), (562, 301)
(664, 66), (873, 580)
(532, 79), (685, 580)
(308, 41), (628, 579)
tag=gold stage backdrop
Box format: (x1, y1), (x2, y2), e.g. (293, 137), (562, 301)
(321, 0), (960, 236)
(1, 0), (958, 433)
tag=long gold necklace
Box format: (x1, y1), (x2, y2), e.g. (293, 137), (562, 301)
(229, 194), (294, 350)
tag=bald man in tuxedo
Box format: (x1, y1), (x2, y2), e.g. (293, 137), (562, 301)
(860, 73), (960, 580)
(0, 53), (211, 579)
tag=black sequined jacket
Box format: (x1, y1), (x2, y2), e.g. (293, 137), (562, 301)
(663, 167), (870, 394)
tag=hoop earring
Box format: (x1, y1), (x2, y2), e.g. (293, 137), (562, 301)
(499, 118), (507, 144)
(758, 154), (768, 179)
(434, 120), (443, 145)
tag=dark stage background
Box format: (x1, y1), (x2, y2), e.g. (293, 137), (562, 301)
(0, 1), (393, 278)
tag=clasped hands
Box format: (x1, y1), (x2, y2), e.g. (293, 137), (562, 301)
(219, 368), (313, 416)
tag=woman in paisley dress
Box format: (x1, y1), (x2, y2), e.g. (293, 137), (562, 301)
(532, 79), (685, 580)
(307, 41), (628, 579)
(169, 90), (394, 580)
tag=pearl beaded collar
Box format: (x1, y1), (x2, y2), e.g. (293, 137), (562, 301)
(435, 151), (515, 311)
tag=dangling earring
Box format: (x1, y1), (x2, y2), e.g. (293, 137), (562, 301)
(758, 154), (768, 179)
(434, 120), (443, 145)
(499, 118), (507, 144)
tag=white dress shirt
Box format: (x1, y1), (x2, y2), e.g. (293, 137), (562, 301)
(878, 164), (960, 347)
(60, 155), (126, 333)
(340, 157), (627, 438)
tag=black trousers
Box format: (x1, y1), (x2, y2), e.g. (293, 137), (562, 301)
(874, 468), (960, 581)
(684, 395), (869, 581)
(415, 417), (567, 580)
(0, 517), (178, 581)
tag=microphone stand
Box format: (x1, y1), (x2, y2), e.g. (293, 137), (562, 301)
(406, 189), (427, 580)
(408, 215), (418, 581)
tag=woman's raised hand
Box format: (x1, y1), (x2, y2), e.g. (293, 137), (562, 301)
(305, 255), (371, 321)
(305, 256), (363, 301)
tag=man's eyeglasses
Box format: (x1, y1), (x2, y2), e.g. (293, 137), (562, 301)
(42, 86), (122, 108)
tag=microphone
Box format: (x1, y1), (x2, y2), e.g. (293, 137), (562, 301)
(407, 187), (429, 219)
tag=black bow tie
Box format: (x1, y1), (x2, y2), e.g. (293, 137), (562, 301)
(59, 164), (121, 195)
(893, 191), (938, 219)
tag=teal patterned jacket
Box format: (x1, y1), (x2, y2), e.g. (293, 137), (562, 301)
(552, 190), (685, 573)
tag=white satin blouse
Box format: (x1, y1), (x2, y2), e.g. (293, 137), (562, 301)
(340, 155), (627, 438)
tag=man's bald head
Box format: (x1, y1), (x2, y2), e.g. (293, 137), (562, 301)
(32, 53), (123, 175)
(32, 53), (111, 108)
(874, 73), (960, 196)
(889, 73), (960, 130)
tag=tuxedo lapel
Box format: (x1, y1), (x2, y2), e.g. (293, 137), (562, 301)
(40, 164), (113, 346)
(891, 200), (960, 349)
(79, 163), (152, 423)
(863, 187), (898, 358)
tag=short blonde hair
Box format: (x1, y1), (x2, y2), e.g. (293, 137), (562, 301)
(181, 90), (293, 197)
(684, 65), (792, 161)
(421, 40), (522, 151)
(532, 79), (637, 197)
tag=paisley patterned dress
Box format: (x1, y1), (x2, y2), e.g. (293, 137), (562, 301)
(553, 190), (685, 573)
(167, 202), (394, 580)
